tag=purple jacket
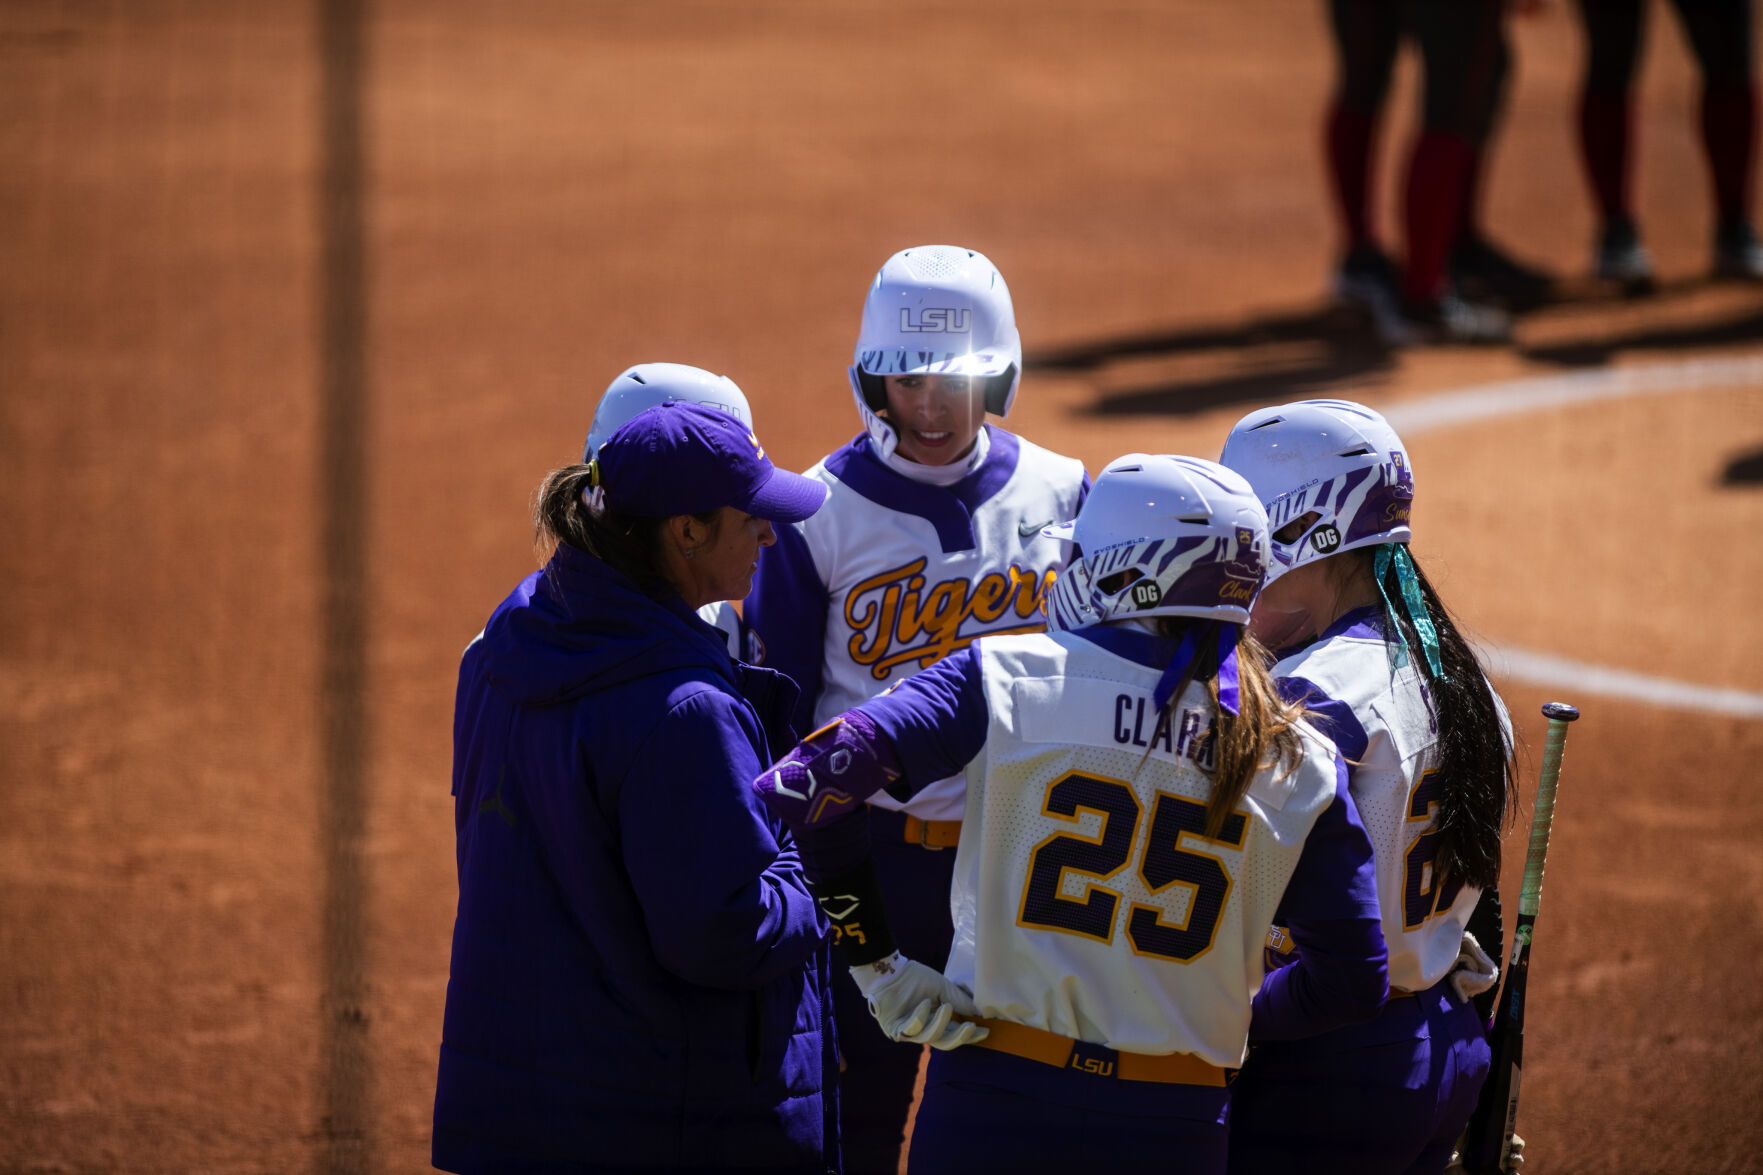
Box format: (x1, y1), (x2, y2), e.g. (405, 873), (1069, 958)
(433, 542), (836, 1173)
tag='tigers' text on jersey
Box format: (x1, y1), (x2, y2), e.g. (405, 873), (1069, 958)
(845, 558), (1054, 678)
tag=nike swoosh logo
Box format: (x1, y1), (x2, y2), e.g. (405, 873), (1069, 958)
(1018, 519), (1054, 538)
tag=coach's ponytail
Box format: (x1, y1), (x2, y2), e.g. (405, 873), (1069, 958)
(533, 464), (718, 599)
(1373, 548), (1516, 891)
(534, 465), (601, 557)
(1152, 618), (1307, 838)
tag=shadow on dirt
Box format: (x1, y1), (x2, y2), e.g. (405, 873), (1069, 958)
(1027, 303), (1398, 418)
(1721, 446), (1763, 486)
(1033, 277), (1763, 418)
(1520, 297), (1763, 368)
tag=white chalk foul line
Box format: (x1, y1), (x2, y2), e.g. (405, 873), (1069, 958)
(1390, 352), (1763, 720)
(1382, 353), (1763, 437)
(1483, 645), (1763, 721)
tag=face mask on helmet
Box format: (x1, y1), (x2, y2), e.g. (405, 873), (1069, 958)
(583, 363), (755, 462)
(848, 245), (1022, 460)
(1041, 455), (1270, 633)
(1218, 398), (1414, 584)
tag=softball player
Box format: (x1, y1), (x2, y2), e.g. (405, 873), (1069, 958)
(1574, 0), (1762, 284)
(754, 455), (1391, 1175)
(744, 244), (1089, 1173)
(583, 362), (761, 659)
(1323, 0), (1535, 344)
(1219, 399), (1516, 1175)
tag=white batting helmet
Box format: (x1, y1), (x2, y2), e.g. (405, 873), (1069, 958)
(582, 363), (754, 462)
(1217, 398), (1414, 585)
(848, 245), (1021, 457)
(1042, 454), (1270, 632)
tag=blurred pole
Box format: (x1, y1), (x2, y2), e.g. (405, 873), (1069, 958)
(316, 0), (373, 1170)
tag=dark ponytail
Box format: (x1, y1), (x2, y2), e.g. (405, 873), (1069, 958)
(1150, 617), (1308, 838)
(532, 463), (716, 598)
(1373, 550), (1516, 891)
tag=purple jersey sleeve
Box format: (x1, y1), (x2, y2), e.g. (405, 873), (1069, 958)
(744, 519), (828, 735)
(1277, 674), (1370, 763)
(854, 647), (989, 792)
(1249, 755), (1388, 1039)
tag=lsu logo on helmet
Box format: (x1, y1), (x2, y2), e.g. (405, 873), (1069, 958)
(899, 307), (972, 333)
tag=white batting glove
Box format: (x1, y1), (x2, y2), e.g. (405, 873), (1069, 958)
(1449, 930), (1499, 1003)
(849, 952), (990, 1051)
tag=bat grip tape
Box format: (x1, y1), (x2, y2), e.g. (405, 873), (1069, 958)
(1519, 719), (1570, 918)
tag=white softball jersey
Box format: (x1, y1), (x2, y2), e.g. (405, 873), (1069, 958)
(944, 630), (1344, 1067)
(747, 427), (1087, 822)
(1273, 611), (1509, 993)
(699, 601), (744, 659)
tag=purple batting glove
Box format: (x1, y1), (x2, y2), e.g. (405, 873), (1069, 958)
(753, 709), (903, 830)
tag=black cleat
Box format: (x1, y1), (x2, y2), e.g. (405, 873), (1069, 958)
(1332, 243), (1407, 346)
(1450, 234), (1554, 311)
(1713, 221), (1763, 281)
(1399, 287), (1512, 346)
(1595, 218), (1656, 293)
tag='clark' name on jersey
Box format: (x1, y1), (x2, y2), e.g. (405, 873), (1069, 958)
(1111, 693), (1217, 770)
(845, 557), (1055, 678)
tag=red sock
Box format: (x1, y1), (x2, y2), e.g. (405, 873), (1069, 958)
(1701, 83), (1757, 228)
(1403, 131), (1473, 303)
(1578, 91), (1633, 227)
(1326, 104), (1380, 249)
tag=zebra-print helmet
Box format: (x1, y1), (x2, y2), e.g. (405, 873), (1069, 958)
(1041, 454), (1270, 632)
(1218, 399), (1413, 585)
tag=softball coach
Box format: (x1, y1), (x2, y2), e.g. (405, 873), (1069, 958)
(433, 396), (837, 1173)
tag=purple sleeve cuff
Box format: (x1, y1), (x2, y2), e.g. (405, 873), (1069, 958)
(1250, 756), (1388, 1040)
(856, 648), (989, 791)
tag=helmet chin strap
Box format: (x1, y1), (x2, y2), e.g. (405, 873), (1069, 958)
(1151, 624), (1242, 716)
(848, 367), (899, 461)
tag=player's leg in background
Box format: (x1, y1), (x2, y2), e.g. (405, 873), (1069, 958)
(1398, 0), (1512, 341)
(1449, 15), (1556, 313)
(1669, 0), (1762, 277)
(1324, 0), (1405, 338)
(830, 817), (958, 1175)
(1576, 0), (1655, 285)
(829, 973), (919, 1174)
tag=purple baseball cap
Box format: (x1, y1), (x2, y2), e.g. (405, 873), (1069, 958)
(597, 401), (828, 523)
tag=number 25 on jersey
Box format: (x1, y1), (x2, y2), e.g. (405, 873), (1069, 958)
(1016, 771), (1248, 963)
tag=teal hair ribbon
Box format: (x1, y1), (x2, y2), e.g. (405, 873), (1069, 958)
(1372, 544), (1445, 681)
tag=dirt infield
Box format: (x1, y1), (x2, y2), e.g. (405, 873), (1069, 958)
(2, 2), (1760, 1172)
